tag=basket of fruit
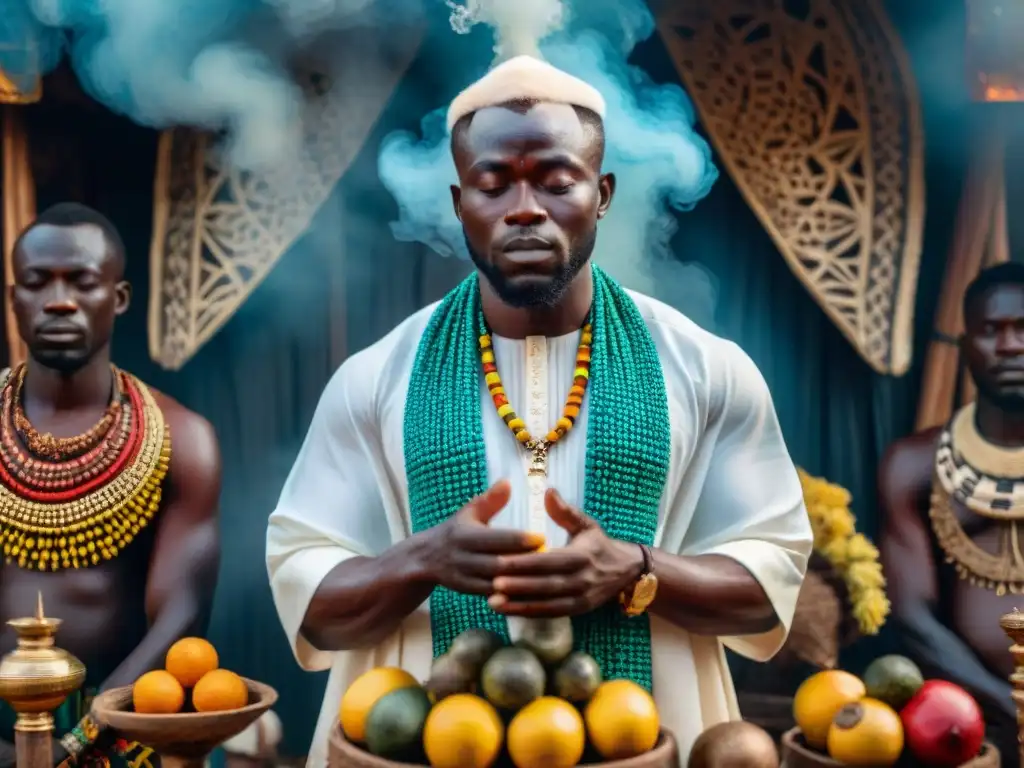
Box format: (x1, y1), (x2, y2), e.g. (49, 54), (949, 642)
(784, 655), (998, 767)
(91, 637), (278, 768)
(329, 623), (677, 768)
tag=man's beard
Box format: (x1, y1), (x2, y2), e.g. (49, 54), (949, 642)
(467, 229), (596, 309)
(975, 379), (1024, 415)
(29, 347), (91, 375)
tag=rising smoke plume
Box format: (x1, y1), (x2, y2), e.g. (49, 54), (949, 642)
(379, 0), (721, 324)
(6, 0), (395, 171)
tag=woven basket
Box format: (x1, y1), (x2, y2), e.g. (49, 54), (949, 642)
(329, 726), (678, 768)
(781, 728), (1000, 768)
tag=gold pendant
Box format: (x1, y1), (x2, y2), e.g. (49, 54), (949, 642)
(527, 441), (549, 478)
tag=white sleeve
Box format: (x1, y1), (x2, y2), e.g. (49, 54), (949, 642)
(679, 341), (812, 662)
(265, 357), (393, 672)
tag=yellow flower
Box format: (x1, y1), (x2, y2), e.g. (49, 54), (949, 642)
(817, 484), (852, 509)
(820, 537), (850, 568)
(845, 533), (880, 562)
(809, 505), (856, 549)
(797, 466), (890, 637)
(847, 560), (886, 591)
(825, 507), (856, 539)
(851, 588), (891, 635)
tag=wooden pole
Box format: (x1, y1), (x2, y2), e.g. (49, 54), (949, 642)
(915, 115), (1007, 430)
(1, 104), (34, 368)
(1000, 610), (1024, 767)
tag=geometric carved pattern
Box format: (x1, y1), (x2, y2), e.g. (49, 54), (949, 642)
(147, 27), (423, 370)
(657, 0), (924, 374)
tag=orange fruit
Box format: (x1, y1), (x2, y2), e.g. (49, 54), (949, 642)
(507, 697), (585, 768)
(793, 670), (866, 750)
(827, 698), (904, 766)
(423, 693), (504, 768)
(165, 637), (219, 687)
(133, 670), (185, 714)
(584, 680), (660, 760)
(340, 667), (419, 743)
(191, 669), (249, 712)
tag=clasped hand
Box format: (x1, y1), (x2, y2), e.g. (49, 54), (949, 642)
(429, 480), (642, 618)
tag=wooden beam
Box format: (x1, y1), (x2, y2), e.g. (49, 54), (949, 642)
(1, 105), (34, 368)
(916, 117), (1006, 430)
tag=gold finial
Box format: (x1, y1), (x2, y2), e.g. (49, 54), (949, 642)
(1001, 607), (1024, 644)
(0, 599), (85, 738)
(1001, 609), (1024, 767)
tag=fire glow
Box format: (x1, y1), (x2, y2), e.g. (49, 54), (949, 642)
(966, 0), (1024, 102)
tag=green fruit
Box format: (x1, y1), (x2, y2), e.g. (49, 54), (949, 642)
(554, 652), (602, 702)
(448, 629), (504, 672)
(364, 685), (432, 761)
(862, 655), (924, 711)
(516, 617), (574, 665)
(425, 653), (477, 703)
(481, 647), (546, 711)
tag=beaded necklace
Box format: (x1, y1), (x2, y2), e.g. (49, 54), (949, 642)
(0, 365), (171, 571)
(478, 322), (591, 479)
(12, 365), (122, 461)
(930, 404), (1024, 595)
(405, 265), (670, 691)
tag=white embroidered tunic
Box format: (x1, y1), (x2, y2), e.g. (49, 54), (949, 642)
(266, 289), (812, 768)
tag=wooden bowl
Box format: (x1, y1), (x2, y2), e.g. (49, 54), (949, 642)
(329, 725), (678, 768)
(781, 728), (1000, 768)
(92, 678), (278, 768)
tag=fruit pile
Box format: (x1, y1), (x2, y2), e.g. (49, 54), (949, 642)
(339, 622), (661, 768)
(132, 637), (250, 714)
(793, 655), (985, 767)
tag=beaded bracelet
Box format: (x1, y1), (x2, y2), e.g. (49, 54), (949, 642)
(58, 712), (129, 766)
(59, 712), (101, 761)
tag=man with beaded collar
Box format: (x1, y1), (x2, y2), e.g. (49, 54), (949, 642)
(267, 56), (812, 767)
(881, 262), (1024, 765)
(0, 203), (222, 768)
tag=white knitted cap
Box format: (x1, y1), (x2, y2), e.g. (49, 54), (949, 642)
(446, 55), (606, 131)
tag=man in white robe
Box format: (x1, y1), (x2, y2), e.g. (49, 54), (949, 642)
(266, 55), (812, 768)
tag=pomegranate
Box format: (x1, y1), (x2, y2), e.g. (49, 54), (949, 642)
(899, 680), (985, 767)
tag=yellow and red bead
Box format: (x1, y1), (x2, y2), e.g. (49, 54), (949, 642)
(479, 324), (592, 447)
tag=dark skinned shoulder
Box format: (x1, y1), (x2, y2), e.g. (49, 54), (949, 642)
(878, 427), (941, 616)
(878, 427), (941, 520)
(149, 390), (222, 499)
(138, 388), (221, 628)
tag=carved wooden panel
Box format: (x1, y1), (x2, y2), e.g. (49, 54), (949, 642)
(147, 27), (422, 370)
(657, 0), (924, 374)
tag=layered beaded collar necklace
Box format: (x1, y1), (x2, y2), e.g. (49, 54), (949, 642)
(0, 364), (171, 570)
(930, 403), (1024, 595)
(477, 320), (592, 478)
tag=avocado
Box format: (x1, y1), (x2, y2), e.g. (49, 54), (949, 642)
(364, 685), (432, 761)
(554, 652), (602, 702)
(481, 646), (546, 712)
(515, 617), (574, 666)
(862, 655), (924, 711)
(425, 653), (477, 703)
(448, 629), (504, 672)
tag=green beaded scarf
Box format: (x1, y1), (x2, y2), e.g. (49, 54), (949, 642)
(404, 264), (670, 690)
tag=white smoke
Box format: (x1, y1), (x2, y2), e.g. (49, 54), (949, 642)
(20, 0), (395, 171)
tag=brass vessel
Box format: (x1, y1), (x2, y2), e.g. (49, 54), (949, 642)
(0, 593), (85, 733)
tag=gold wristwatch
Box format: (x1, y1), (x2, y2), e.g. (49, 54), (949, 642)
(619, 543), (658, 617)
